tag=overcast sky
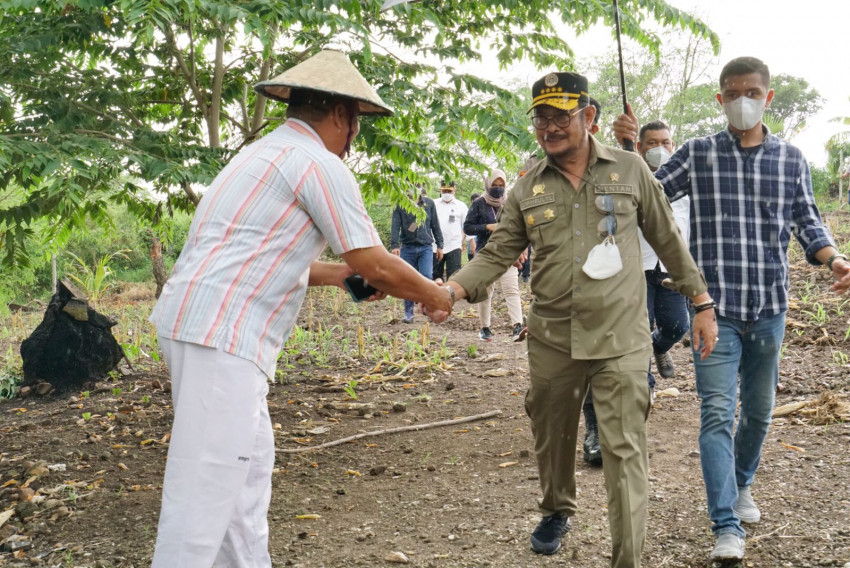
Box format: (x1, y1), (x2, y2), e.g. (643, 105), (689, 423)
(550, 0), (850, 166)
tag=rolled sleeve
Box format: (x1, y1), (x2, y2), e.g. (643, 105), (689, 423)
(791, 161), (835, 265)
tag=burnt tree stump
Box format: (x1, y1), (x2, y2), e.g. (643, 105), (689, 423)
(20, 280), (123, 393)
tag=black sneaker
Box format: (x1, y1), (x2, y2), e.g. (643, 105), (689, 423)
(530, 512), (571, 555)
(511, 323), (525, 342)
(654, 350), (675, 379)
(479, 327), (493, 341)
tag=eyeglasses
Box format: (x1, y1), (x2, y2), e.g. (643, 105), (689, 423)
(531, 106), (586, 130)
(595, 194), (617, 236)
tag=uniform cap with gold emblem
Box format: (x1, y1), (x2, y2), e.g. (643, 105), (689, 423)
(528, 72), (590, 113)
(254, 49), (394, 116)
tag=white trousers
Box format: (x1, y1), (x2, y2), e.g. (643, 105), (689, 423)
(152, 336), (274, 568)
(478, 266), (523, 328)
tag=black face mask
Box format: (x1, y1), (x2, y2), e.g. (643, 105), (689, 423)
(488, 186), (505, 199)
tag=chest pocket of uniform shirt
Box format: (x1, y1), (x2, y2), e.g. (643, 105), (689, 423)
(520, 194), (559, 249)
(592, 185), (637, 243)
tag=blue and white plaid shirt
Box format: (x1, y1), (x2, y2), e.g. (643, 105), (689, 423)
(656, 127), (835, 322)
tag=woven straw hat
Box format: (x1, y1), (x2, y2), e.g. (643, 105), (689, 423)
(254, 50), (394, 116)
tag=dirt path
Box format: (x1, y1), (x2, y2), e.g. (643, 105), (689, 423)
(2, 236), (850, 567)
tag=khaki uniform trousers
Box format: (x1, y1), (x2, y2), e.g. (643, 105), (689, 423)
(525, 336), (652, 568)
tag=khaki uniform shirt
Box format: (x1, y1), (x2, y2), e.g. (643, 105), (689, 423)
(452, 136), (707, 360)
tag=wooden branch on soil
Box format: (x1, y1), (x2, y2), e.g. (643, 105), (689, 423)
(277, 409), (502, 453)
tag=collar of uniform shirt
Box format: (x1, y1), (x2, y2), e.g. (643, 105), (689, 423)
(543, 136), (616, 191)
(546, 159), (608, 194)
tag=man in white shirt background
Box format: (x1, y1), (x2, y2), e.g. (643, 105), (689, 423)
(636, 120), (691, 390)
(433, 180), (468, 282)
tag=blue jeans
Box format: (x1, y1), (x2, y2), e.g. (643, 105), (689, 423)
(646, 268), (689, 389)
(691, 311), (785, 538)
(400, 244), (433, 318)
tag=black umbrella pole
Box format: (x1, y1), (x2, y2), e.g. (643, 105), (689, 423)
(613, 0), (634, 152)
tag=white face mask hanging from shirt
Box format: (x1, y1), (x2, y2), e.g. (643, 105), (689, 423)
(644, 146), (672, 169)
(723, 96), (766, 131)
(582, 236), (623, 280)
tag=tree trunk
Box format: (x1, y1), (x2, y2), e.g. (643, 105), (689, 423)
(147, 230), (168, 299)
(208, 31), (225, 148)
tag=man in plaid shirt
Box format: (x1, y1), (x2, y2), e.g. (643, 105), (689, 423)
(615, 56), (850, 562)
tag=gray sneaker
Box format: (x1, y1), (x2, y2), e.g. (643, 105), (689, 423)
(710, 533), (745, 560)
(654, 350), (675, 378)
(734, 485), (761, 524)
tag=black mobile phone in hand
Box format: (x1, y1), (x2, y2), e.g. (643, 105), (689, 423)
(344, 274), (379, 302)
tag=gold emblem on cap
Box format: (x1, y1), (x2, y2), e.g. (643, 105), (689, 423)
(527, 214), (535, 226)
(532, 184), (546, 195)
(544, 73), (558, 87)
(610, 173), (620, 182)
(544, 208), (555, 220)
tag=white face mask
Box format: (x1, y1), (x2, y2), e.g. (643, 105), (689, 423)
(441, 193), (454, 202)
(723, 96), (766, 131)
(644, 146), (671, 170)
(582, 236), (623, 280)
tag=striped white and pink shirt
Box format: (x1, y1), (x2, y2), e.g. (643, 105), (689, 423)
(150, 119), (382, 378)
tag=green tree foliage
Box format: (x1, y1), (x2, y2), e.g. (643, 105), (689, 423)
(764, 74), (823, 139)
(588, 33), (824, 148)
(0, 0), (718, 266)
(827, 98), (850, 150)
(588, 31), (723, 146)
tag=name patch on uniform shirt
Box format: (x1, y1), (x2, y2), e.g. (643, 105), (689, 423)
(520, 193), (556, 210)
(594, 184), (634, 195)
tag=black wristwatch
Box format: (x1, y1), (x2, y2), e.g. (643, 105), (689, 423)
(827, 253), (848, 271)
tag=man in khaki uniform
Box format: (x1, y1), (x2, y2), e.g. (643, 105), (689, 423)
(443, 72), (718, 567)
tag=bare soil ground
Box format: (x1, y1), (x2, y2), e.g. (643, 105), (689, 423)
(2, 214), (850, 568)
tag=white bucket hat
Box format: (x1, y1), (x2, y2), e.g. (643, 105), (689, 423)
(254, 49), (394, 116)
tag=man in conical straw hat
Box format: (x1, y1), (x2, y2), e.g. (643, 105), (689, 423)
(150, 49), (454, 567)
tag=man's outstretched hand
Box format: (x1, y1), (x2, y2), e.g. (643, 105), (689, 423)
(830, 257), (850, 293)
(423, 279), (457, 323)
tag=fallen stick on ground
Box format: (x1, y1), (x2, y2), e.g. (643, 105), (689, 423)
(276, 409), (503, 453)
(750, 521), (791, 542)
(772, 400), (810, 417)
